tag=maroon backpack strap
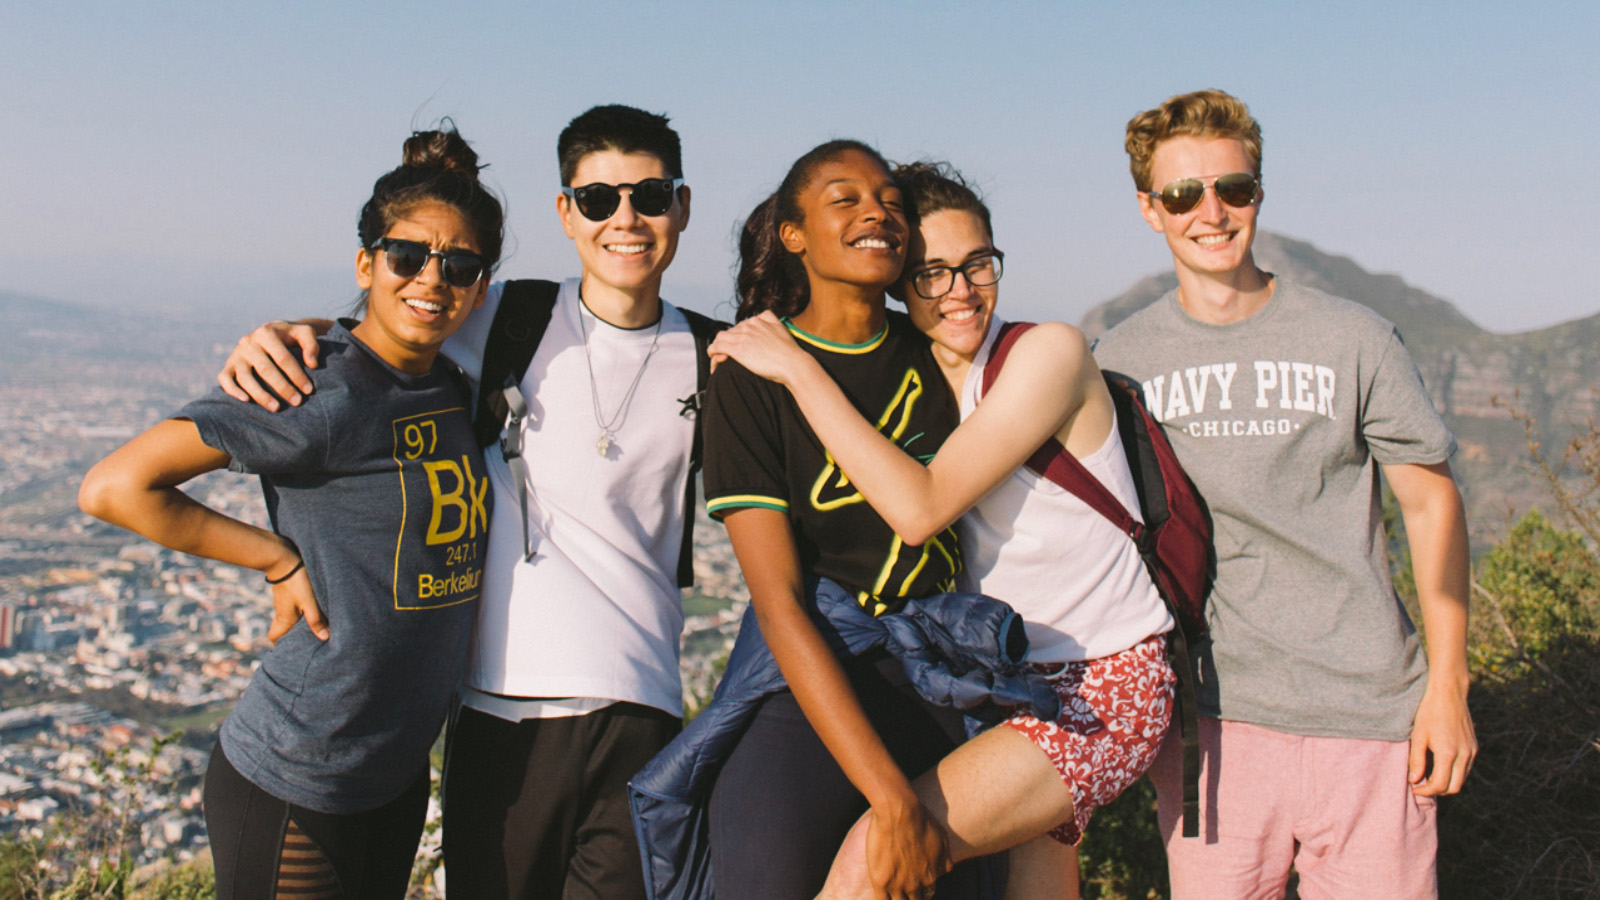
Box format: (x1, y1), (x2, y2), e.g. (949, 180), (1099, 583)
(979, 320), (1033, 397)
(984, 322), (1202, 837)
(980, 322), (1145, 545)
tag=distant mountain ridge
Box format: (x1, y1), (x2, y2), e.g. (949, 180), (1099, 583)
(0, 291), (235, 380)
(1079, 232), (1600, 542)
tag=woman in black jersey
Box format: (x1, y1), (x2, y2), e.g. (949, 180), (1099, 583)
(699, 141), (976, 900)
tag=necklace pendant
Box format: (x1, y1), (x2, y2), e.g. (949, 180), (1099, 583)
(596, 433), (611, 456)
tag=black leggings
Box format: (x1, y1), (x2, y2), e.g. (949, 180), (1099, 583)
(202, 743), (429, 900)
(708, 654), (982, 900)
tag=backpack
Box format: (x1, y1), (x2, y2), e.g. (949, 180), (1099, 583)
(982, 320), (1214, 837)
(472, 279), (727, 588)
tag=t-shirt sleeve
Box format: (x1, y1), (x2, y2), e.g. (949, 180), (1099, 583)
(179, 385), (332, 476)
(700, 361), (791, 518)
(1361, 327), (1457, 465)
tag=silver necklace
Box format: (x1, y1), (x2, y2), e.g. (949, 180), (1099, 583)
(579, 303), (662, 456)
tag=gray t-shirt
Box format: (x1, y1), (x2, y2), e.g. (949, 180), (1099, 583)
(183, 322), (488, 813)
(1092, 279), (1455, 740)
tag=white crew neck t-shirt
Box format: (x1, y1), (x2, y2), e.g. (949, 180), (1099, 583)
(444, 277), (698, 718)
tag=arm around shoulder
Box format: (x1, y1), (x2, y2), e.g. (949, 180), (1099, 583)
(218, 319), (335, 410)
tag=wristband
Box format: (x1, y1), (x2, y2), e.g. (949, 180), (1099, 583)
(265, 559), (304, 584)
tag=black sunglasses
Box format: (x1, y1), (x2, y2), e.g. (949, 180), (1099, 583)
(562, 178), (684, 222)
(1148, 172), (1260, 215)
(370, 238), (487, 288)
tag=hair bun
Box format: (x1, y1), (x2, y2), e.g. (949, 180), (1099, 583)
(401, 125), (482, 178)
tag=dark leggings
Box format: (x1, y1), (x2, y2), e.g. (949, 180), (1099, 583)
(203, 743), (429, 900)
(708, 654), (982, 900)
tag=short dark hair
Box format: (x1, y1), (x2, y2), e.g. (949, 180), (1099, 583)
(557, 104), (683, 186)
(886, 162), (993, 302)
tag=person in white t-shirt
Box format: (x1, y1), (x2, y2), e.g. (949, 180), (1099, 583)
(217, 105), (710, 900)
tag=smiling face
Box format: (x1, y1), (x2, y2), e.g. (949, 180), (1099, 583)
(353, 201), (487, 374)
(779, 148), (908, 296)
(902, 209), (999, 363)
(1138, 135), (1263, 281)
(558, 149), (689, 311)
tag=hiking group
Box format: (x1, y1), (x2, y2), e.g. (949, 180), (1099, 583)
(80, 89), (1476, 900)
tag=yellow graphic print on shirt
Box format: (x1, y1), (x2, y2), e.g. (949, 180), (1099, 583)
(391, 409), (489, 611)
(799, 366), (959, 613)
(810, 367), (924, 511)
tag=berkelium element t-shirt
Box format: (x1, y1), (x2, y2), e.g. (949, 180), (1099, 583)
(184, 322), (488, 814)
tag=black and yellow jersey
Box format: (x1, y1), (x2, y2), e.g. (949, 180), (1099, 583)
(702, 312), (962, 615)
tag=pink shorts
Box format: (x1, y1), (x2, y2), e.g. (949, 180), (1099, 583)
(1148, 717), (1439, 899)
(1002, 633), (1175, 845)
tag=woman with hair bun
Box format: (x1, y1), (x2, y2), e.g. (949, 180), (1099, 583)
(78, 126), (503, 900)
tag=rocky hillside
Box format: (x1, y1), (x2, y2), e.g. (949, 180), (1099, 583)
(1080, 232), (1600, 545)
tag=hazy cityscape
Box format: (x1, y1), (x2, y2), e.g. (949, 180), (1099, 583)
(0, 326), (750, 881)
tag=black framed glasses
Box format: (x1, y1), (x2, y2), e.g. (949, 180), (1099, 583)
(909, 251), (1004, 300)
(1148, 172), (1260, 215)
(561, 177), (684, 221)
(370, 238), (487, 288)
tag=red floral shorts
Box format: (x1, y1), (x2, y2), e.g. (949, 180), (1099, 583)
(1002, 633), (1175, 845)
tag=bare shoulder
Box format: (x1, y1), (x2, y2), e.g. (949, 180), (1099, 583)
(1009, 321), (1096, 377)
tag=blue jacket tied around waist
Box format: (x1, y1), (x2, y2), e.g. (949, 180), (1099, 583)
(628, 577), (1060, 900)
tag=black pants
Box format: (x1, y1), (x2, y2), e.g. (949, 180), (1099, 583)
(441, 701), (682, 900)
(709, 654), (981, 900)
(203, 743), (429, 900)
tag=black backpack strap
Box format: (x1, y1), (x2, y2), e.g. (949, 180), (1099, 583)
(475, 279), (560, 561)
(674, 309), (729, 587)
(474, 279), (561, 448)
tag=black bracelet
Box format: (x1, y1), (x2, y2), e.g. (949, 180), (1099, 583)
(265, 559), (304, 584)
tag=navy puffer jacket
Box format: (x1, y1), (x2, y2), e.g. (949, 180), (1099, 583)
(628, 576), (1059, 900)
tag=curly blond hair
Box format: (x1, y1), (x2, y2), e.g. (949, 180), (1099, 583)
(1125, 89), (1262, 192)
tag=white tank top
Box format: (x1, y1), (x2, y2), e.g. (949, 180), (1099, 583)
(955, 319), (1173, 663)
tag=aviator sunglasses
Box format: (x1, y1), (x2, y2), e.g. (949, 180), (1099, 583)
(1148, 172), (1260, 215)
(562, 178), (684, 222)
(370, 238), (487, 288)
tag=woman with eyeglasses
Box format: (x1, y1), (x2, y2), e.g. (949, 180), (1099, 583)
(707, 162), (1176, 899)
(78, 126), (501, 900)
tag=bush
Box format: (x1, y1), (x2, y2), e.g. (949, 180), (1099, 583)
(1437, 508), (1600, 897)
(1433, 399), (1600, 898)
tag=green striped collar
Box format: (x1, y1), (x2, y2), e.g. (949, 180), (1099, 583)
(782, 317), (888, 354)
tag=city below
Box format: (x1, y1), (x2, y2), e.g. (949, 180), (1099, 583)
(0, 334), (750, 879)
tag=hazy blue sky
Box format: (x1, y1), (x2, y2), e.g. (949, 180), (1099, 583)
(4, 1), (1595, 333)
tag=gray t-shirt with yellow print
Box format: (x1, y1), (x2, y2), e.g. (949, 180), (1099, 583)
(1092, 279), (1455, 741)
(183, 322), (489, 814)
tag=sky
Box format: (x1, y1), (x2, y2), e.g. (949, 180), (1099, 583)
(3, 1), (1596, 334)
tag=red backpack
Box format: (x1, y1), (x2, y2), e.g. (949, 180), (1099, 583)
(982, 321), (1214, 836)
